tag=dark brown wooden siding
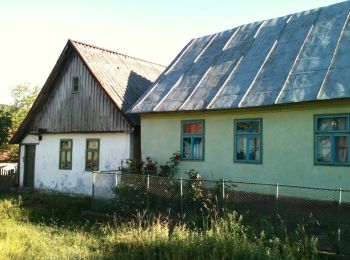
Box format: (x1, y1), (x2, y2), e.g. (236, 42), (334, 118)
(30, 53), (131, 133)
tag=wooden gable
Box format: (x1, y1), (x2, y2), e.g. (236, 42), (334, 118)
(30, 51), (131, 134)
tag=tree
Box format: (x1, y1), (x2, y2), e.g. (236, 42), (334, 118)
(0, 106), (12, 149)
(10, 83), (40, 131)
(0, 83), (39, 162)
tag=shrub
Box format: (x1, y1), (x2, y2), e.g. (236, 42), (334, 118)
(142, 157), (157, 175)
(159, 152), (181, 177)
(119, 159), (144, 174)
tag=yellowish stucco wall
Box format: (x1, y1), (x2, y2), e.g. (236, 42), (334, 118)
(141, 100), (350, 193)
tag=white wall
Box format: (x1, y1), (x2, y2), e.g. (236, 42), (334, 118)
(19, 133), (130, 195)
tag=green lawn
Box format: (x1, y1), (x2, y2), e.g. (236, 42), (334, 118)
(0, 191), (322, 259)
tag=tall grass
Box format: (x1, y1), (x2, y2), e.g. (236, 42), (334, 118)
(0, 192), (321, 259)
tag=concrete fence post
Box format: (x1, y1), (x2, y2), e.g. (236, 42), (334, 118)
(146, 174), (150, 211)
(91, 171), (96, 210)
(337, 188), (342, 255)
(180, 178), (183, 215)
(275, 182), (279, 224)
(222, 179), (226, 214)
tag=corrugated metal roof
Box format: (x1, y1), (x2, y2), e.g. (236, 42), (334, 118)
(10, 40), (165, 143)
(71, 40), (165, 112)
(131, 1), (350, 113)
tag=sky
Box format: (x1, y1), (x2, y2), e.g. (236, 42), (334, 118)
(0, 0), (345, 104)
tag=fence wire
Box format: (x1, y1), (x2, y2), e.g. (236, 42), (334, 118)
(92, 171), (350, 255)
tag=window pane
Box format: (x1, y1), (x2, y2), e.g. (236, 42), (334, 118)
(66, 151), (72, 168)
(87, 151), (93, 169)
(92, 152), (98, 170)
(183, 137), (191, 159)
(88, 140), (99, 149)
(317, 117), (348, 131)
(60, 151), (66, 168)
(183, 122), (203, 134)
(61, 140), (71, 149)
(73, 77), (79, 92)
(248, 137), (260, 161)
(236, 121), (259, 133)
(335, 136), (348, 163)
(236, 137), (247, 160)
(317, 136), (331, 163)
(193, 137), (203, 159)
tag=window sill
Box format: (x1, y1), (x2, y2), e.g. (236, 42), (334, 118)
(181, 159), (205, 162)
(315, 163), (350, 167)
(234, 160), (262, 165)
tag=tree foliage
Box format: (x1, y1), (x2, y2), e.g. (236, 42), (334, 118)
(0, 106), (12, 149)
(0, 83), (39, 161)
(10, 83), (40, 131)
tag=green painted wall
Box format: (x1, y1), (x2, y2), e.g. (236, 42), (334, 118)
(140, 100), (350, 197)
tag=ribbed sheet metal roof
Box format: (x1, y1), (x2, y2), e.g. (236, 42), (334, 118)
(10, 40), (165, 143)
(71, 40), (165, 112)
(132, 1), (350, 113)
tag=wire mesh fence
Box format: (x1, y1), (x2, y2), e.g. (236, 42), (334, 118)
(92, 171), (350, 255)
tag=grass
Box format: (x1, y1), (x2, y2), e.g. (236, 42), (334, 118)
(0, 191), (323, 259)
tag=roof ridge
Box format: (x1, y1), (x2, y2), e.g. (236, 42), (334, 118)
(191, 1), (345, 41)
(69, 39), (166, 68)
(131, 0), (350, 113)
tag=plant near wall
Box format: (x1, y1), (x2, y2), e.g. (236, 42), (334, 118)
(159, 152), (181, 178)
(128, 159), (144, 174)
(119, 159), (145, 174)
(142, 157), (157, 175)
(119, 152), (181, 177)
(118, 159), (128, 173)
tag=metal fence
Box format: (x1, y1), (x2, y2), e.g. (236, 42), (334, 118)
(92, 171), (350, 255)
(0, 165), (17, 192)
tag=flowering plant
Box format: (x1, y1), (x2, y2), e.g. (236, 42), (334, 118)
(159, 151), (180, 177)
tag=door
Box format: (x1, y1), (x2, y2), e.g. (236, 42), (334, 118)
(24, 145), (36, 188)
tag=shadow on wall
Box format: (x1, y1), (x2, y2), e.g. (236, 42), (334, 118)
(122, 71), (153, 124)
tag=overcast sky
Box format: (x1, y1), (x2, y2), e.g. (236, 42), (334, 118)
(0, 0), (344, 104)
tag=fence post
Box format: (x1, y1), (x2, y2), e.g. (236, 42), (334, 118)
(180, 178), (183, 215)
(275, 182), (279, 224)
(337, 188), (342, 255)
(222, 179), (226, 214)
(91, 171), (96, 210)
(146, 174), (150, 211)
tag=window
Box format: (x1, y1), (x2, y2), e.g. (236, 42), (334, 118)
(86, 139), (100, 171)
(234, 119), (262, 163)
(181, 120), (204, 160)
(72, 77), (79, 92)
(315, 115), (350, 165)
(59, 139), (72, 169)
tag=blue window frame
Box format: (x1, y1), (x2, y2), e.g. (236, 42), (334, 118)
(181, 120), (204, 160)
(315, 114), (350, 166)
(234, 119), (262, 163)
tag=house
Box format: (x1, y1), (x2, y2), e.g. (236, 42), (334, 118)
(131, 1), (350, 190)
(10, 40), (164, 195)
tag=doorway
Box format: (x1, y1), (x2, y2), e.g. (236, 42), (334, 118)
(23, 145), (35, 188)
